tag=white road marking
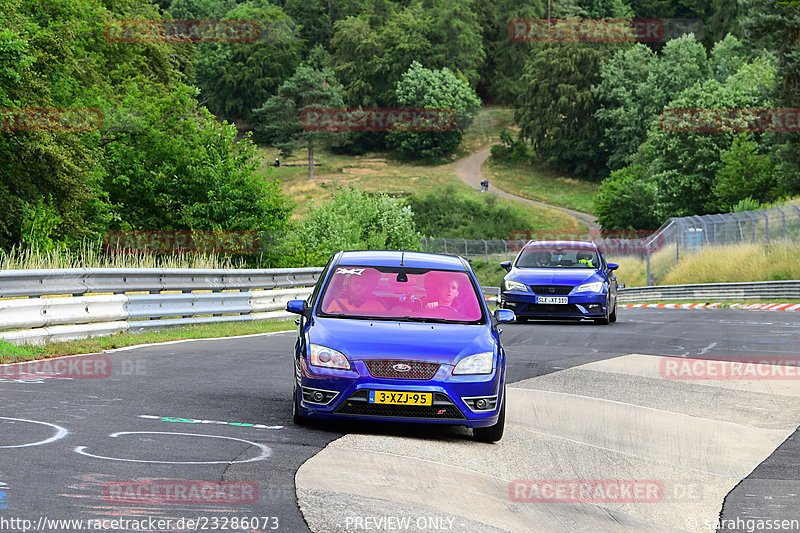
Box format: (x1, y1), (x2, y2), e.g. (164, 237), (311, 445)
(0, 417), (68, 448)
(74, 431), (272, 464)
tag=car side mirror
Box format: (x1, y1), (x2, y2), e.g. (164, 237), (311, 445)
(607, 263), (619, 271)
(286, 299), (309, 318)
(494, 308), (515, 323)
(501, 260), (512, 272)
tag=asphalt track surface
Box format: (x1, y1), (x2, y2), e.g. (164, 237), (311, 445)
(0, 307), (798, 532)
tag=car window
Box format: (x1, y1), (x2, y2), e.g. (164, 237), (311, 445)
(516, 246), (599, 268)
(318, 266), (484, 323)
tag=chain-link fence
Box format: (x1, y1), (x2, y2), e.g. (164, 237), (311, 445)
(424, 204), (800, 285)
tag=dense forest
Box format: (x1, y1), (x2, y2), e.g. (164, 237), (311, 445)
(1, 0), (798, 263)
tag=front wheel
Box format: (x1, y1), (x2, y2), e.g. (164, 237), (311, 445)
(609, 302), (617, 323)
(474, 391), (505, 443)
(292, 382), (308, 425)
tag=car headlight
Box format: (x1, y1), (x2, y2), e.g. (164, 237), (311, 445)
(453, 352), (494, 375)
(503, 279), (530, 292)
(309, 344), (350, 370)
(575, 281), (604, 293)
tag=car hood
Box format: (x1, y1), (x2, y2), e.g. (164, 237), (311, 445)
(509, 268), (600, 285)
(309, 318), (495, 365)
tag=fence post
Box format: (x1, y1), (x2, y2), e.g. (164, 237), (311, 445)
(482, 239), (488, 262)
(463, 238), (468, 256)
(743, 211), (756, 243)
(646, 246), (653, 286)
(762, 211), (770, 243)
(775, 207), (786, 240)
(793, 205), (800, 238)
(443, 238), (447, 254)
(504, 240), (508, 258)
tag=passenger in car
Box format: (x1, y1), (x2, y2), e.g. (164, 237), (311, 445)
(325, 269), (387, 313)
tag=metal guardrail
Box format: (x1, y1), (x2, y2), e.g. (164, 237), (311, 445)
(0, 268), (323, 346)
(617, 280), (800, 302)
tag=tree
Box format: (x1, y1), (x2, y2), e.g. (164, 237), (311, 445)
(194, 0), (303, 124)
(516, 43), (618, 179)
(386, 61), (482, 158)
(283, 0), (368, 49)
(713, 133), (778, 210)
(593, 165), (660, 230)
(594, 35), (741, 171)
(253, 64), (345, 180)
(102, 84), (292, 235)
(643, 57), (777, 218)
(473, 0), (543, 103)
(294, 186), (421, 266)
(420, 0), (486, 87)
(741, 0), (800, 197)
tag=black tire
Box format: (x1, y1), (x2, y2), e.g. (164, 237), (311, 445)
(292, 382), (308, 425)
(594, 299), (611, 325)
(474, 392), (505, 443)
(609, 303), (617, 323)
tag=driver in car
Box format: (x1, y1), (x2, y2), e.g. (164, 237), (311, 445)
(425, 278), (461, 310)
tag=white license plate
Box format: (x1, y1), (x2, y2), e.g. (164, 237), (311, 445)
(536, 296), (568, 304)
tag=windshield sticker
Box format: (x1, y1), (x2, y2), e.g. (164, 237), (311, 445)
(336, 268), (366, 276)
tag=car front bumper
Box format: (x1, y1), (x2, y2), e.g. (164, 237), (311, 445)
(500, 290), (608, 319)
(295, 358), (504, 428)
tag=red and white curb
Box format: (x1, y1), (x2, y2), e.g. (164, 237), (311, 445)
(620, 302), (800, 311)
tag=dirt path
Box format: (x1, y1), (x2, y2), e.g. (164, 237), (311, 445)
(452, 146), (599, 230)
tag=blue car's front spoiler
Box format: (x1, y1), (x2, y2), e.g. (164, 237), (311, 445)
(296, 360), (503, 428)
(500, 291), (607, 319)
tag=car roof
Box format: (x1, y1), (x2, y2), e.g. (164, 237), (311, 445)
(336, 250), (468, 270)
(523, 240), (598, 249)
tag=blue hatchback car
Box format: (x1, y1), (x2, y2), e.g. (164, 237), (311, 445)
(286, 250), (516, 442)
(499, 240), (619, 324)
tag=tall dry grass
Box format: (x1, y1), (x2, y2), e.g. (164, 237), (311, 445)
(0, 241), (244, 270)
(608, 242), (800, 287)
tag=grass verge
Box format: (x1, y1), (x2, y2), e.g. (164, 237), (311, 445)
(484, 159), (599, 215)
(608, 242), (800, 287)
(0, 319), (295, 363)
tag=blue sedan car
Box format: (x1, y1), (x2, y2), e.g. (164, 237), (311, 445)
(285, 250), (515, 442)
(499, 240), (619, 324)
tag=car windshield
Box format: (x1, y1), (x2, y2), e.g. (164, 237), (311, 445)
(516, 246), (600, 269)
(318, 266), (484, 323)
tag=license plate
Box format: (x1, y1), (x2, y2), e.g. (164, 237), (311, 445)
(536, 296), (568, 304)
(369, 390), (432, 406)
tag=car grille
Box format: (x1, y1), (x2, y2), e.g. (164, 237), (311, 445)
(364, 360), (440, 380)
(335, 390), (466, 420)
(530, 285), (573, 295)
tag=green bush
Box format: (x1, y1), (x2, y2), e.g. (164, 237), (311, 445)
(406, 185), (533, 239)
(293, 186), (422, 266)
